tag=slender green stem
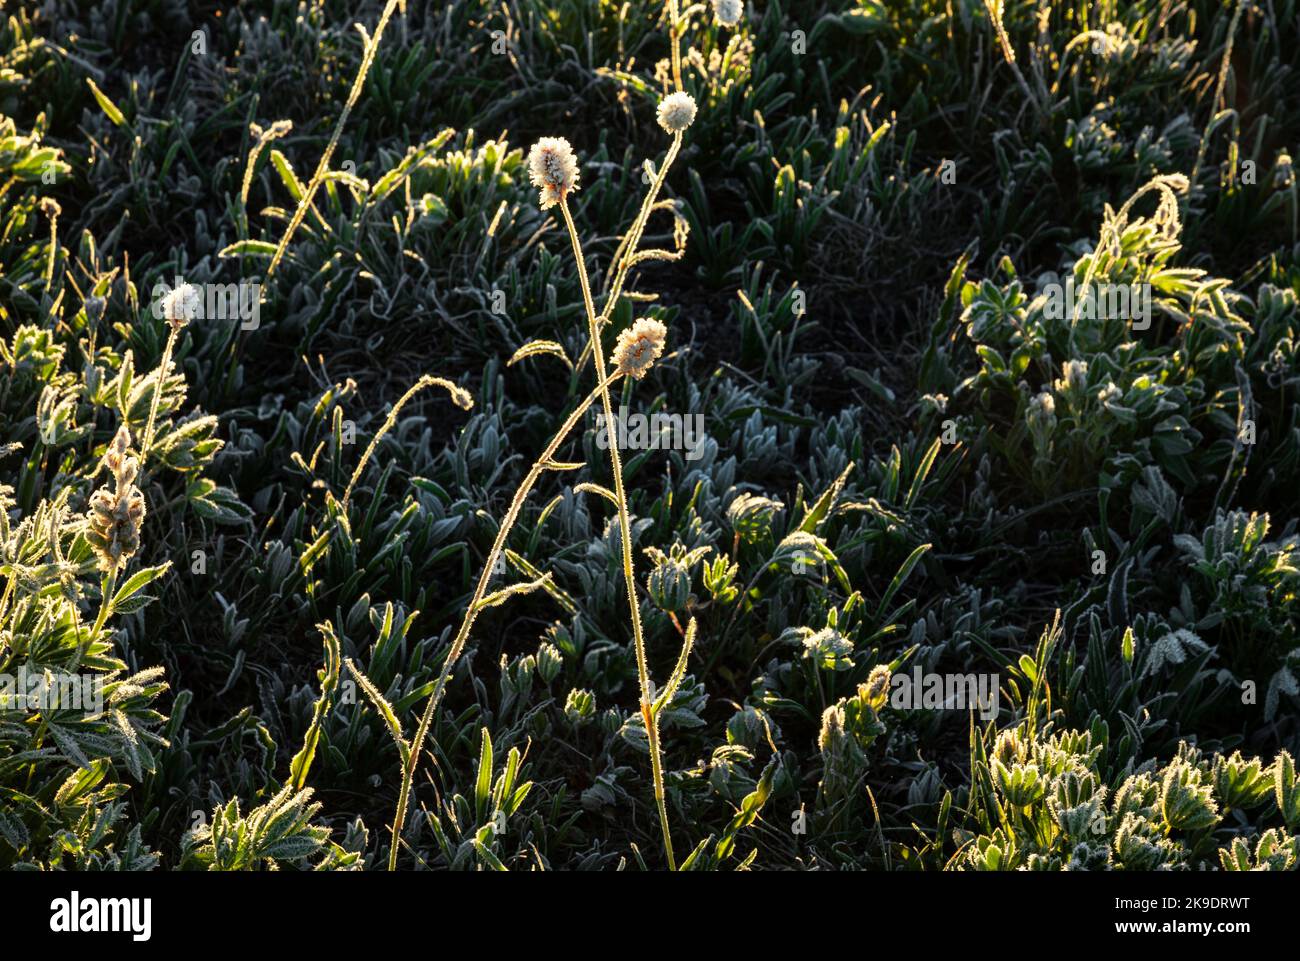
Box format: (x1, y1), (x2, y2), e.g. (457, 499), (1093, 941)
(142, 326), (179, 463)
(88, 570), (116, 646)
(389, 374), (620, 870)
(72, 568), (116, 673)
(561, 197), (676, 871)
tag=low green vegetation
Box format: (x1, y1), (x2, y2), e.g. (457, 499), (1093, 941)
(1, 0), (1298, 870)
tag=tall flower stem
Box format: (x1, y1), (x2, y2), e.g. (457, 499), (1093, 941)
(667, 0), (684, 92)
(601, 134), (683, 318)
(1188, 0), (1246, 207)
(142, 326), (180, 464)
(72, 568), (116, 672)
(389, 373), (622, 870)
(266, 0), (402, 277)
(560, 197), (677, 871)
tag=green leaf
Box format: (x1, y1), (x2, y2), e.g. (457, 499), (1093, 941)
(344, 659), (409, 765)
(877, 543), (931, 619)
(269, 148), (305, 202)
(218, 239), (279, 260)
(109, 563), (172, 613)
(290, 626), (342, 790)
(473, 838), (508, 871)
(1018, 654), (1038, 685)
(86, 78), (126, 126)
(798, 461), (855, 534)
(475, 727), (494, 822)
(904, 439), (942, 510)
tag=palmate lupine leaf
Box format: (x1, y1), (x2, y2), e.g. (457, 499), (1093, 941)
(183, 785), (346, 871)
(1140, 628), (1210, 678)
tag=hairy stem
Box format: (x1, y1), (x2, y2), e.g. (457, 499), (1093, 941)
(1188, 0), (1245, 205)
(142, 326), (180, 464)
(667, 0), (683, 92)
(561, 197), (676, 871)
(601, 134), (683, 322)
(72, 568), (117, 673)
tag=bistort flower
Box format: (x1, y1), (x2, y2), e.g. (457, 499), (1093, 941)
(712, 0), (743, 27)
(656, 92), (697, 134)
(611, 318), (668, 379)
(527, 137), (580, 209)
(160, 282), (200, 330)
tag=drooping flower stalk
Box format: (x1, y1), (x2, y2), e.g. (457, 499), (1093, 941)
(388, 372), (623, 869)
(341, 375), (472, 512)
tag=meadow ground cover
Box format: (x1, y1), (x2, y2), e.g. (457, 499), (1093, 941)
(1, 0), (1299, 873)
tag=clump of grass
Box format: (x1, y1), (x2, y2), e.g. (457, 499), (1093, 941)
(264, 0), (403, 278)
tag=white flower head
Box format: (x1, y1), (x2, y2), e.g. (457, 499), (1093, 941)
(712, 0), (743, 27)
(656, 92), (697, 135)
(527, 137), (580, 209)
(160, 282), (200, 328)
(612, 318), (668, 379)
